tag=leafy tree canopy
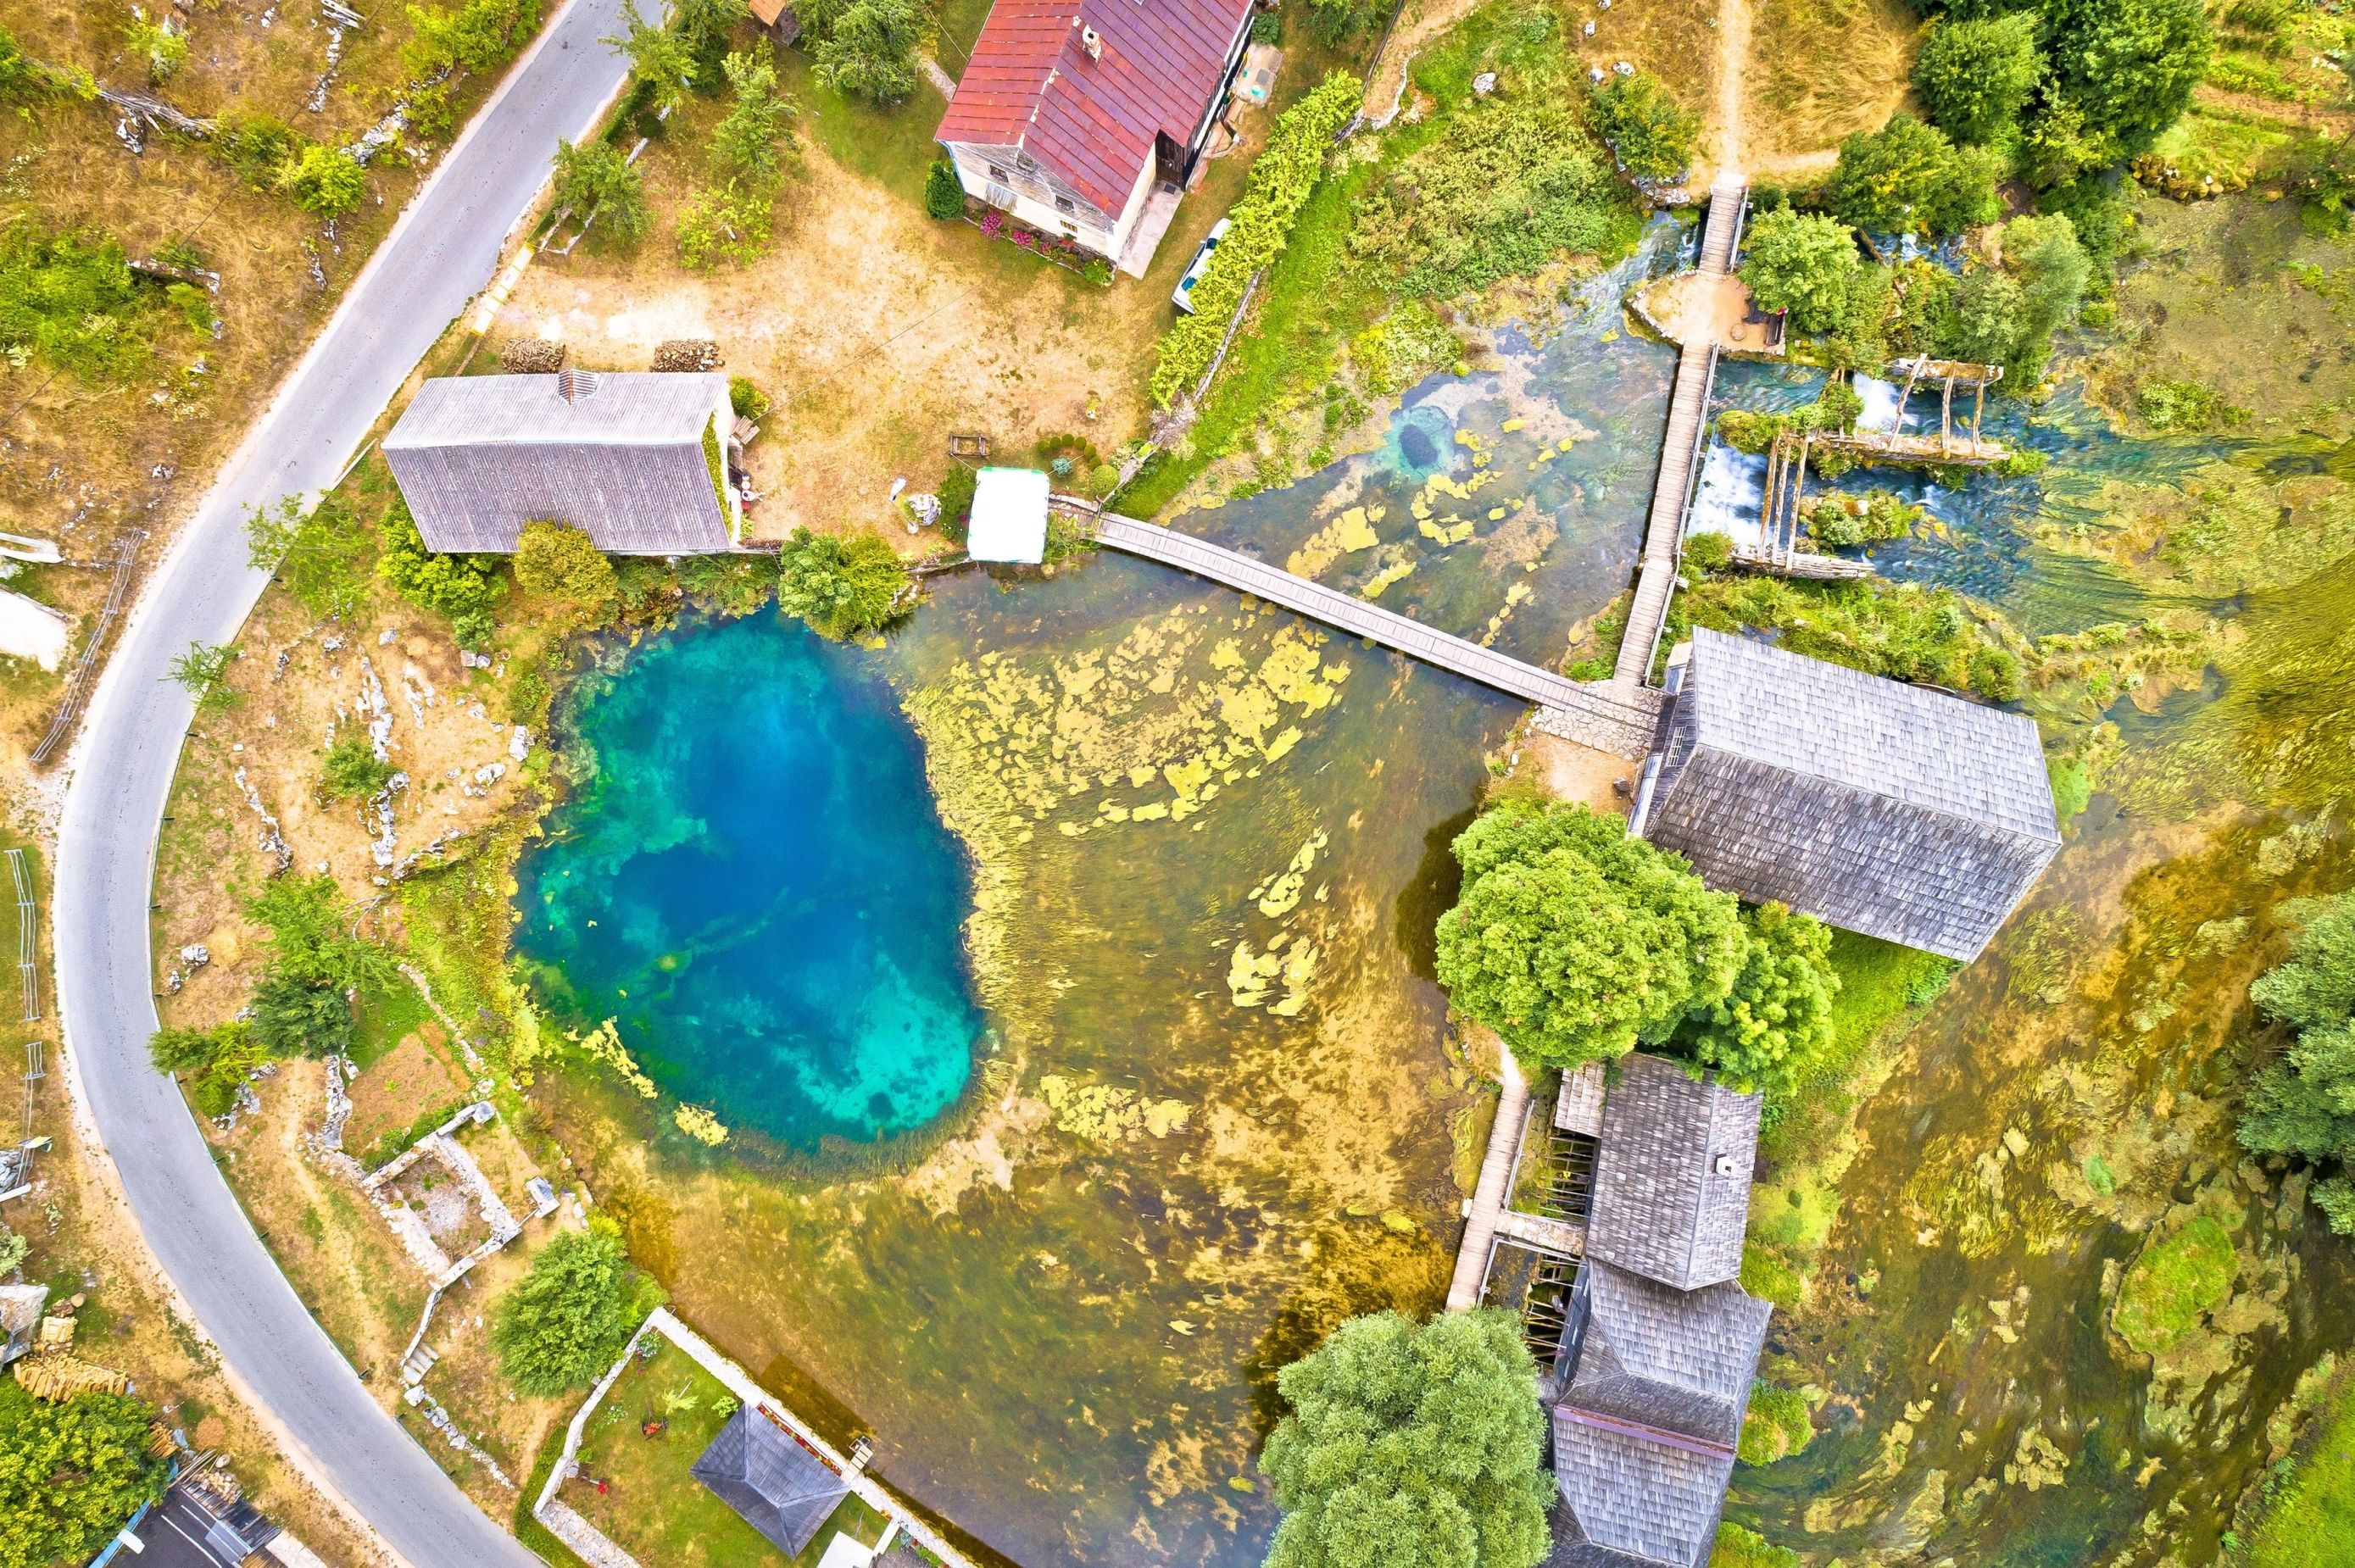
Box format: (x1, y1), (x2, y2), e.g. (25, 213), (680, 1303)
(0, 1382), (170, 1568)
(243, 873), (398, 1059)
(1434, 800), (1747, 1071)
(0, 220), (153, 381)
(493, 1222), (665, 1395)
(1912, 14), (2040, 145)
(276, 144), (368, 220)
(2039, 0), (2210, 158)
(2240, 892), (2355, 1231)
(1587, 70), (1700, 181)
(404, 0), (542, 78)
(247, 495), (370, 621)
(1823, 114), (2002, 236)
(550, 139), (651, 247)
(604, 0), (697, 114)
(149, 1022), (272, 1118)
(1262, 1310), (1553, 1568)
(1673, 902), (1840, 1102)
(515, 520), (621, 616)
(807, 0), (921, 104)
(777, 526), (910, 641)
(1737, 208), (1861, 335)
(712, 49), (795, 186)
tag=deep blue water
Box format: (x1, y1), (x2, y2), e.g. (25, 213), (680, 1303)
(515, 614), (979, 1151)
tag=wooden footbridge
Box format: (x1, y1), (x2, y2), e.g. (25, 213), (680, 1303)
(1090, 514), (1668, 758)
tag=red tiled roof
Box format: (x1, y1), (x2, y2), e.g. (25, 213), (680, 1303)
(936, 0), (1255, 215)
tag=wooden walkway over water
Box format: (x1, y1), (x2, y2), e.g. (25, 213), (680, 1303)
(1613, 172), (1748, 684)
(1092, 514), (1667, 757)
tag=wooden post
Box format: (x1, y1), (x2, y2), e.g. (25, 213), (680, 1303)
(1972, 379), (1985, 449)
(1788, 435), (1812, 559)
(1940, 374), (1955, 458)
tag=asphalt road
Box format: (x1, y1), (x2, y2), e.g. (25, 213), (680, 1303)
(53, 4), (630, 1562)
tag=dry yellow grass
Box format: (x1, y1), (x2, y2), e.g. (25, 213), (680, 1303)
(1745, 0), (1918, 172)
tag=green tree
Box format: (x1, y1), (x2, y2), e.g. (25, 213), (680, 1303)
(2239, 892), (2355, 1231)
(250, 971), (353, 1058)
(1261, 1309), (1553, 1568)
(149, 1022), (271, 1118)
(403, 0), (542, 77)
(1940, 264), (2024, 366)
(603, 0), (695, 114)
(168, 641), (239, 714)
(0, 1383), (170, 1568)
(1301, 0), (1378, 43)
(2039, 0), (2210, 158)
(1587, 70), (1699, 181)
(247, 495), (370, 620)
(242, 873), (397, 1059)
(712, 49), (794, 185)
(1674, 902), (1839, 1104)
(671, 0), (749, 86)
(1912, 14), (2040, 145)
(676, 180), (774, 269)
(125, 8), (188, 85)
(276, 144), (367, 220)
(550, 139), (651, 246)
(810, 0), (921, 104)
(1996, 211), (2090, 383)
(0, 221), (152, 381)
(1434, 800), (1747, 1071)
(925, 159), (966, 220)
(492, 1224), (664, 1395)
(1737, 208), (1861, 335)
(777, 526), (910, 640)
(1823, 114), (2001, 236)
(377, 502), (507, 647)
(514, 520), (619, 616)
(320, 719), (398, 801)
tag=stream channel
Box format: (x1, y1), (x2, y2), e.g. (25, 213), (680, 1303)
(516, 220), (2354, 1565)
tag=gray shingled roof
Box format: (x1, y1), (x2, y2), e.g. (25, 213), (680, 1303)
(1640, 628), (2060, 962)
(1550, 1404), (1738, 1568)
(689, 1408), (850, 1558)
(1561, 1263), (1771, 1448)
(383, 372), (734, 554)
(1584, 1054), (1759, 1292)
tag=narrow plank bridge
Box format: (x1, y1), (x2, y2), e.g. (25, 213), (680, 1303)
(1090, 514), (1667, 759)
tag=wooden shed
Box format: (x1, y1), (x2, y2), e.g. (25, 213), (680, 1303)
(1632, 628), (2060, 962)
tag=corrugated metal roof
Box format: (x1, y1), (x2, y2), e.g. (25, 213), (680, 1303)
(383, 372), (732, 554)
(1644, 628), (2062, 961)
(1584, 1054), (1759, 1293)
(934, 0), (1254, 214)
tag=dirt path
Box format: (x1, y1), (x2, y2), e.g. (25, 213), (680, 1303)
(1716, 0), (1751, 173)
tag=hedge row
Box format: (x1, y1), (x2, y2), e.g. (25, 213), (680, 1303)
(1147, 71), (1361, 409)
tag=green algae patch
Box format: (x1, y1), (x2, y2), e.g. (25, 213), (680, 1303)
(2115, 1215), (2237, 1355)
(1738, 1383), (1814, 1466)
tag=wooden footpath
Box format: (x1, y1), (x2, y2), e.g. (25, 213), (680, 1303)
(1445, 1047), (1528, 1311)
(1612, 172), (1747, 686)
(1092, 514), (1666, 758)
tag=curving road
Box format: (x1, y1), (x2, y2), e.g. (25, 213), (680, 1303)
(53, 3), (629, 1562)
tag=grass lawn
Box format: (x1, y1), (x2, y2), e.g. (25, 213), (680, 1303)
(2250, 1382), (2355, 1567)
(565, 1335), (889, 1568)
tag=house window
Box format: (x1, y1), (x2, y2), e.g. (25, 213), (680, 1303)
(1054, 195), (1074, 214)
(988, 163), (1010, 182)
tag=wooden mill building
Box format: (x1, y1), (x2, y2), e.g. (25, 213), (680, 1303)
(384, 370), (738, 555)
(1631, 628), (2060, 962)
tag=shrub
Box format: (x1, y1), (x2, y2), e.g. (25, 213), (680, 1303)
(1351, 74), (1626, 297)
(1150, 73), (1361, 408)
(1738, 209), (1860, 334)
(728, 375), (771, 421)
(1262, 1310), (1552, 1568)
(551, 139), (650, 246)
(514, 520), (619, 615)
(1823, 114), (2001, 237)
(0, 1382), (170, 1568)
(1912, 14), (2040, 146)
(1436, 800), (1747, 1071)
(935, 464), (976, 545)
(1588, 70), (1700, 181)
(276, 145), (368, 220)
(403, 0), (541, 79)
(492, 1224), (664, 1396)
(1250, 10), (1280, 42)
(149, 1023), (271, 1118)
(3, 24), (88, 103)
(1808, 490), (1919, 548)
(924, 160), (966, 220)
(710, 48), (794, 186)
(320, 720), (398, 801)
(1082, 257), (1113, 287)
(1302, 0), (1378, 43)
(809, 0), (921, 104)
(242, 874), (398, 1059)
(214, 112), (303, 192)
(1684, 528), (1734, 570)
(0, 220), (152, 381)
(124, 9), (187, 86)
(777, 526), (910, 639)
(247, 495), (370, 621)
(377, 501), (507, 647)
